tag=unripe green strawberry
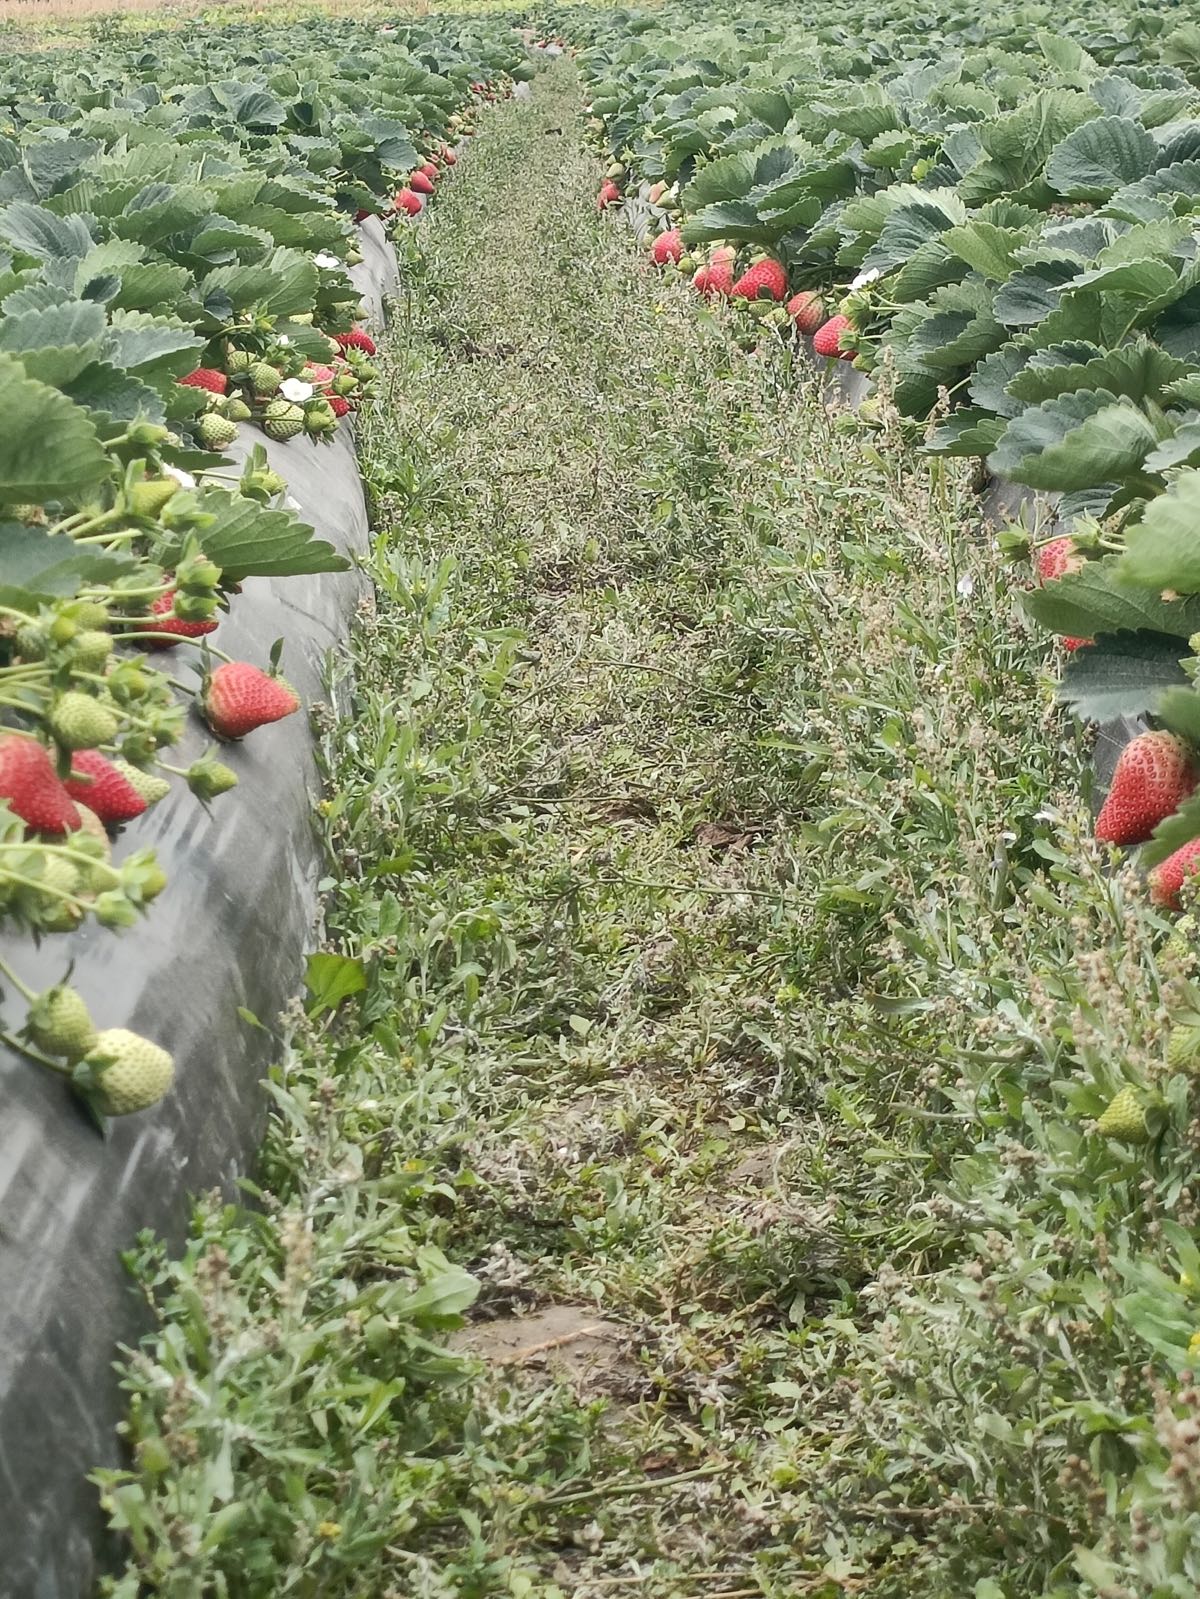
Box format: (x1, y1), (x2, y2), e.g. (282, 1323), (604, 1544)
(250, 362), (283, 396)
(262, 401), (305, 441)
(15, 621), (49, 659)
(20, 854), (82, 932)
(1168, 1023), (1200, 1072)
(127, 478), (180, 518)
(303, 402), (337, 437)
(112, 759), (171, 807)
(137, 862), (168, 901)
(81, 1028), (174, 1116)
(186, 757), (238, 800)
(331, 371), (358, 396)
(8, 503), (45, 523)
(26, 984), (97, 1061)
(72, 602), (110, 630)
(49, 691), (119, 751)
(1095, 1085), (1149, 1143)
(174, 553), (222, 596)
(225, 347), (253, 374)
(197, 413), (239, 449)
(71, 629), (113, 671)
(225, 397), (252, 422)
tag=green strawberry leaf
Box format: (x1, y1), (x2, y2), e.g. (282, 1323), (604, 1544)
(1120, 470), (1200, 593)
(0, 351), (109, 501)
(1021, 557), (1200, 640)
(1056, 632), (1191, 720)
(153, 485), (348, 581)
(680, 149), (759, 209)
(924, 410), (1007, 457)
(681, 201), (765, 246)
(0, 521), (136, 610)
(988, 391), (1161, 491)
(1005, 341), (1193, 407)
(941, 220), (1030, 282)
(1046, 115), (1158, 200)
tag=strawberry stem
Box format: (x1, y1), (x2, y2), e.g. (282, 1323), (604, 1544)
(0, 1029), (71, 1076)
(0, 952), (37, 1004)
(0, 841), (121, 888)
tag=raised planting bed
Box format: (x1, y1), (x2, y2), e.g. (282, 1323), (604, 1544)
(0, 17), (534, 1588)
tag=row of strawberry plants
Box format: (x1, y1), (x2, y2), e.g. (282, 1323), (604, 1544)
(0, 16), (533, 1121)
(568, 0), (1200, 918)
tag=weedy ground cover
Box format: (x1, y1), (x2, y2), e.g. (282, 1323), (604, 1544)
(98, 57), (1200, 1599)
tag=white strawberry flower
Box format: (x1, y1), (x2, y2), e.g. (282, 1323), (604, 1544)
(850, 266), (882, 291)
(956, 573), (975, 598)
(314, 251), (344, 271)
(163, 466), (196, 489)
(279, 378), (314, 403)
(276, 334), (291, 347)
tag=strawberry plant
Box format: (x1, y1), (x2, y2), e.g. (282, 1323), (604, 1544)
(575, 0), (1200, 902)
(0, 16), (530, 1122)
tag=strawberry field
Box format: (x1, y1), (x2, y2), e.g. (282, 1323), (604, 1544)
(10, 0), (1200, 1594)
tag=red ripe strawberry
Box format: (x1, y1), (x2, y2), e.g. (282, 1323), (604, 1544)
(354, 208), (373, 222)
(336, 329), (376, 357)
(328, 394), (351, 417)
(813, 315), (854, 359)
(1036, 536), (1084, 584)
(1095, 732), (1197, 846)
(419, 162), (439, 181)
(732, 258), (788, 301)
(441, 146), (457, 166)
(409, 170), (435, 196)
(1063, 636), (1092, 652)
(180, 367), (228, 395)
(786, 291), (825, 335)
(694, 255), (734, 297)
(0, 735), (80, 834)
(63, 749), (147, 825)
(1151, 837), (1200, 909)
(651, 228), (683, 266)
(597, 179), (621, 211)
(202, 662), (300, 740)
(396, 188), (423, 217)
(142, 590), (219, 649)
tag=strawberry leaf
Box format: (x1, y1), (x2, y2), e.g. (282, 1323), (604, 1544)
(924, 411), (1007, 457)
(1005, 341), (1193, 407)
(1056, 633), (1191, 721)
(1120, 470), (1200, 593)
(0, 522), (135, 609)
(0, 351), (109, 499)
(153, 486), (348, 581)
(1021, 557), (1200, 639)
(1046, 115), (1158, 201)
(988, 390), (1161, 491)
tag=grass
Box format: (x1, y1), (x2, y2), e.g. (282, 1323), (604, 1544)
(98, 56), (1200, 1599)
